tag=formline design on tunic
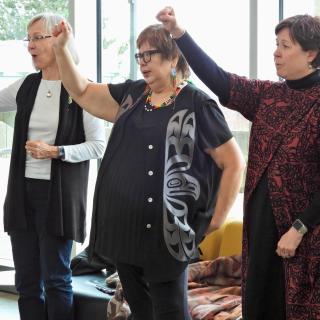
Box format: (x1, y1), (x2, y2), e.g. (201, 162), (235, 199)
(163, 109), (200, 261)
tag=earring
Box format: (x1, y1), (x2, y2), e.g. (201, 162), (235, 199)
(170, 67), (177, 88)
(309, 63), (314, 69)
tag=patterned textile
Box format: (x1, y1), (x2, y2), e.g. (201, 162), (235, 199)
(105, 271), (120, 288)
(227, 74), (320, 319)
(106, 281), (130, 320)
(107, 255), (242, 320)
(188, 255), (242, 320)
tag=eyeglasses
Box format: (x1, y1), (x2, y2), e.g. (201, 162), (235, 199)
(23, 35), (52, 43)
(134, 49), (161, 64)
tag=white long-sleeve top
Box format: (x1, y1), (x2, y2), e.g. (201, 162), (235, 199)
(0, 77), (106, 180)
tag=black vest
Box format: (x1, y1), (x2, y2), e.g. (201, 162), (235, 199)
(89, 80), (225, 281)
(4, 72), (89, 242)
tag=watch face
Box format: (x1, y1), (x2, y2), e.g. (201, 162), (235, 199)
(292, 219), (307, 234)
(58, 146), (65, 159)
(293, 220), (303, 229)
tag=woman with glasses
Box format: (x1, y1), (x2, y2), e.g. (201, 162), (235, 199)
(157, 6), (320, 320)
(0, 13), (105, 320)
(52, 22), (245, 319)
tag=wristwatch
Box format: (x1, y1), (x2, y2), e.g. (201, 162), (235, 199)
(58, 146), (65, 160)
(292, 219), (308, 235)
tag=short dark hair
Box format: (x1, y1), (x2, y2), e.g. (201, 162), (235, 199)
(275, 14), (320, 68)
(137, 24), (190, 79)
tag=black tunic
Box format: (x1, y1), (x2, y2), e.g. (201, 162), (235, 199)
(89, 80), (233, 281)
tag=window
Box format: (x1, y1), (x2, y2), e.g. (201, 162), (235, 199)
(283, 0), (320, 17)
(257, 0), (279, 81)
(101, 0), (131, 83)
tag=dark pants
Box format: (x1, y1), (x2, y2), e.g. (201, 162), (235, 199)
(10, 178), (73, 320)
(244, 174), (286, 320)
(116, 262), (191, 320)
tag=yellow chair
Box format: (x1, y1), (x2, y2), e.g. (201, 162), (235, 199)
(219, 220), (243, 257)
(198, 219), (243, 261)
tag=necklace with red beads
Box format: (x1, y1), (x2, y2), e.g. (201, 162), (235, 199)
(144, 81), (187, 112)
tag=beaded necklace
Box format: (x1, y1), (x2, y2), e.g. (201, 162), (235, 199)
(144, 81), (187, 112)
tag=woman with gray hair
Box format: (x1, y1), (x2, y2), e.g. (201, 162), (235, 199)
(0, 12), (105, 320)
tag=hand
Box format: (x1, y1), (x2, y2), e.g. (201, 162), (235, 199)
(25, 140), (59, 159)
(276, 227), (304, 259)
(51, 20), (73, 51)
(156, 6), (185, 38)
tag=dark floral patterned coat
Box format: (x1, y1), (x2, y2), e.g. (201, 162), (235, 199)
(226, 73), (320, 320)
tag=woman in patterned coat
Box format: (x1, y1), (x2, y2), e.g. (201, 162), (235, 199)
(157, 7), (320, 320)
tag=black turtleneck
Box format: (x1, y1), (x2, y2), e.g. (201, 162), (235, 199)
(286, 69), (320, 90)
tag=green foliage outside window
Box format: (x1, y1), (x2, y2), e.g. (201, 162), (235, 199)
(0, 0), (69, 40)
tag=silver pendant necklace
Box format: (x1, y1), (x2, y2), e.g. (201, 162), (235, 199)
(43, 80), (59, 98)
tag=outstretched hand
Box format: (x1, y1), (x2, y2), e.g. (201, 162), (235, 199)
(156, 6), (185, 38)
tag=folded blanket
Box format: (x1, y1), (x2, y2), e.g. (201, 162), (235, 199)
(188, 255), (242, 320)
(189, 286), (241, 320)
(107, 255), (242, 320)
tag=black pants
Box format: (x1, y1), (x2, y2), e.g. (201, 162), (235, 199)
(116, 262), (191, 320)
(244, 174), (286, 320)
(10, 178), (73, 320)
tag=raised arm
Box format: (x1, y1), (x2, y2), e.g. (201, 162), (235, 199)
(156, 7), (231, 104)
(52, 21), (119, 122)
